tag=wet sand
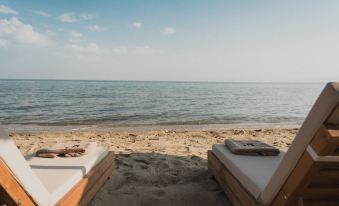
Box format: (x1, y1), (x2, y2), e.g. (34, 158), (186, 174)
(12, 127), (297, 206)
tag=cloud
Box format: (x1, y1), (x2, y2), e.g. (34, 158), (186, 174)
(58, 12), (95, 23)
(112, 46), (128, 55)
(79, 13), (95, 20)
(70, 31), (83, 38)
(45, 29), (56, 36)
(132, 22), (143, 29)
(70, 42), (102, 55)
(0, 17), (53, 47)
(88, 25), (100, 31)
(58, 12), (77, 23)
(0, 39), (8, 48)
(134, 45), (160, 56)
(0, 5), (18, 15)
(112, 45), (160, 56)
(161, 27), (176, 35)
(33, 10), (51, 17)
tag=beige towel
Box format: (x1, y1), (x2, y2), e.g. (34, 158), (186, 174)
(36, 142), (97, 158)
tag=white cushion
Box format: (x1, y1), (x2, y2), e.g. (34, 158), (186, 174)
(212, 144), (285, 198)
(260, 82), (339, 204)
(0, 124), (51, 206)
(26, 147), (109, 205)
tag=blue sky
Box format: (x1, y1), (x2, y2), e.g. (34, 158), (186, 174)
(0, 1), (339, 82)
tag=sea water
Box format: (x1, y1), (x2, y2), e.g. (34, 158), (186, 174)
(0, 79), (324, 128)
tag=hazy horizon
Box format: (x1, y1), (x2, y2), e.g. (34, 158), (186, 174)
(0, 78), (327, 83)
(1, 0), (339, 82)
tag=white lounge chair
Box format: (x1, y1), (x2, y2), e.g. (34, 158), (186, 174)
(208, 82), (339, 205)
(0, 125), (115, 206)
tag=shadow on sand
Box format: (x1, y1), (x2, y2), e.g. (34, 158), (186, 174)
(90, 152), (231, 206)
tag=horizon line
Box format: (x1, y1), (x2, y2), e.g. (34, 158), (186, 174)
(0, 78), (326, 84)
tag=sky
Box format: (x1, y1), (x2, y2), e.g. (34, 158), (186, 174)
(0, 0), (339, 82)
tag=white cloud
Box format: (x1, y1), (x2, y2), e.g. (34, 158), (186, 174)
(33, 10), (51, 17)
(0, 5), (18, 15)
(79, 13), (95, 20)
(70, 31), (83, 38)
(112, 45), (160, 56)
(70, 42), (101, 55)
(58, 12), (77, 23)
(88, 25), (100, 31)
(58, 12), (95, 23)
(134, 45), (160, 56)
(112, 46), (128, 55)
(132, 22), (143, 29)
(161, 27), (176, 35)
(69, 38), (84, 44)
(0, 17), (53, 47)
(45, 29), (56, 36)
(0, 39), (8, 47)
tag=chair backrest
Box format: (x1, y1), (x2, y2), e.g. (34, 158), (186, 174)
(260, 82), (339, 205)
(0, 124), (51, 206)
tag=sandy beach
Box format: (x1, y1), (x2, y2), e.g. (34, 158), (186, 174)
(11, 127), (297, 206)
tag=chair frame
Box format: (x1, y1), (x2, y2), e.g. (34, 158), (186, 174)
(0, 151), (115, 206)
(209, 123), (339, 206)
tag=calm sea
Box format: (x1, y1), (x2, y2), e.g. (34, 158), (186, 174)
(0, 80), (324, 128)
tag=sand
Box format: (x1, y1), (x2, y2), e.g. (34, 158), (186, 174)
(11, 127), (297, 206)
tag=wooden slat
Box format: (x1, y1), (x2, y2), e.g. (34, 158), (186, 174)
(281, 151), (319, 200)
(78, 163), (115, 206)
(310, 125), (339, 156)
(302, 184), (339, 199)
(56, 151), (115, 206)
(310, 126), (334, 155)
(0, 158), (36, 206)
(327, 127), (339, 139)
(208, 151), (257, 206)
(81, 152), (114, 195)
(0, 186), (18, 206)
(272, 123), (339, 205)
(310, 168), (339, 185)
(303, 200), (339, 206)
(271, 151), (320, 206)
(208, 152), (242, 206)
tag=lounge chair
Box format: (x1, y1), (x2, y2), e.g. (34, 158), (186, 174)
(0, 125), (115, 206)
(208, 82), (339, 206)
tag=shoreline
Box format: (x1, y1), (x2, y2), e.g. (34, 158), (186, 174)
(5, 122), (301, 133)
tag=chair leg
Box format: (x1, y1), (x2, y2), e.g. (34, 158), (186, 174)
(297, 197), (304, 206)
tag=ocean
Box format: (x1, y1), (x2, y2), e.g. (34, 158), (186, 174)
(0, 79), (324, 129)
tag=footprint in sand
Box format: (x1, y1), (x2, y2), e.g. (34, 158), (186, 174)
(140, 197), (161, 206)
(154, 189), (166, 197)
(132, 156), (151, 165)
(140, 164), (148, 170)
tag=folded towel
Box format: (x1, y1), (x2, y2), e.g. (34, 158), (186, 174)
(36, 147), (85, 158)
(225, 139), (280, 156)
(36, 143), (86, 158)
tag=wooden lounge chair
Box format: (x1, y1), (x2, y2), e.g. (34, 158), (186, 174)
(208, 82), (339, 206)
(0, 125), (115, 206)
